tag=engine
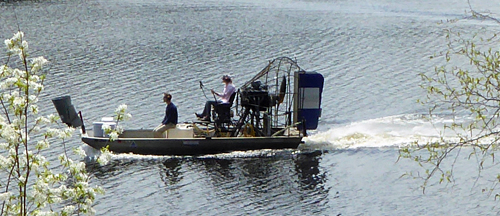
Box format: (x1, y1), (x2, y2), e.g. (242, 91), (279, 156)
(240, 81), (272, 111)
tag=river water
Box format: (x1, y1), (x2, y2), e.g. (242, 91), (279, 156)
(1, 0), (500, 215)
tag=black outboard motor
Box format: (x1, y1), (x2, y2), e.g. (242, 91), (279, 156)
(52, 96), (82, 128)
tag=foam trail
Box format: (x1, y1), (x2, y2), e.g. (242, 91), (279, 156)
(82, 144), (102, 163)
(302, 114), (469, 150)
(82, 144), (179, 162)
(81, 144), (297, 162)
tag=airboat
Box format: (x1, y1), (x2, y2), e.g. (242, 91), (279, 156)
(53, 57), (324, 156)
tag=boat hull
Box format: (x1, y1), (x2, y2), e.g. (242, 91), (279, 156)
(82, 135), (302, 156)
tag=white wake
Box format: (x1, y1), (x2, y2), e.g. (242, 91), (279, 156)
(302, 114), (473, 150)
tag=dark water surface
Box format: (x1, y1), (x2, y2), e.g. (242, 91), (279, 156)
(2, 0), (500, 215)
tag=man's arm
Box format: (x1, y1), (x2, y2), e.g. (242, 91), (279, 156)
(220, 85), (236, 99)
(161, 106), (169, 125)
(211, 89), (220, 97)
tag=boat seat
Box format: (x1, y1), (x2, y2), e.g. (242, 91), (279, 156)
(165, 126), (194, 138)
(213, 91), (237, 124)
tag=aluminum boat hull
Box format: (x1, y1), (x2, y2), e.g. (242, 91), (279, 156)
(81, 130), (302, 156)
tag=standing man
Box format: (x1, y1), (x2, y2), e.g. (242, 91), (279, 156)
(153, 93), (178, 138)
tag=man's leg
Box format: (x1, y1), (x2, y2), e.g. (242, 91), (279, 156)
(153, 123), (177, 138)
(202, 101), (217, 118)
(153, 124), (168, 138)
(164, 123), (176, 130)
(163, 123), (177, 138)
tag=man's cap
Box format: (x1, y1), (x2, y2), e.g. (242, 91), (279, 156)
(222, 74), (232, 81)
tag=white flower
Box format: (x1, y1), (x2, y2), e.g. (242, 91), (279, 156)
(4, 32), (26, 57)
(13, 96), (25, 108)
(74, 146), (87, 157)
(30, 104), (39, 114)
(124, 113), (132, 120)
(115, 104), (127, 113)
(31, 56), (48, 68)
(2, 93), (10, 101)
(108, 131), (119, 141)
(13, 68), (23, 77)
(4, 39), (12, 49)
(28, 94), (38, 103)
(62, 205), (76, 215)
(0, 155), (11, 169)
(1, 77), (18, 89)
(29, 74), (40, 82)
(12, 31), (24, 42)
(36, 212), (58, 216)
(45, 128), (59, 138)
(47, 114), (59, 123)
(59, 127), (75, 139)
(70, 162), (86, 173)
(35, 116), (50, 124)
(0, 192), (12, 201)
(31, 60), (48, 74)
(1, 125), (18, 143)
(21, 40), (28, 51)
(58, 154), (68, 165)
(30, 126), (41, 134)
(115, 125), (124, 134)
(75, 172), (89, 181)
(35, 140), (50, 150)
(97, 150), (112, 165)
(30, 81), (44, 92)
(102, 124), (111, 131)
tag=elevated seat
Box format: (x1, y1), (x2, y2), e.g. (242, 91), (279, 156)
(213, 91), (237, 125)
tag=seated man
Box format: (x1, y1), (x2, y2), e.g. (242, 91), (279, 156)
(196, 75), (236, 121)
(153, 93), (178, 138)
